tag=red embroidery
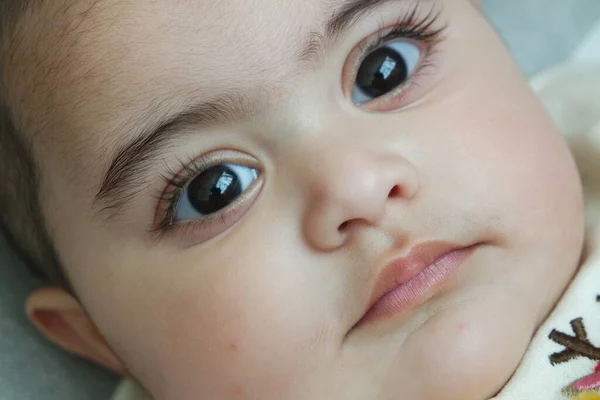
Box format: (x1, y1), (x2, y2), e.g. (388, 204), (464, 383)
(571, 372), (600, 392)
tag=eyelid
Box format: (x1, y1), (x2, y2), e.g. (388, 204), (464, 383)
(151, 150), (263, 240)
(153, 175), (264, 248)
(355, 18), (442, 71)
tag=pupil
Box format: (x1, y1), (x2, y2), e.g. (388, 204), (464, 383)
(187, 165), (242, 214)
(356, 47), (408, 98)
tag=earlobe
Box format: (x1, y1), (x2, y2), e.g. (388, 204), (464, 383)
(25, 286), (127, 376)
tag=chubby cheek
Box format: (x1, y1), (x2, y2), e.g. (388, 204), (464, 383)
(92, 229), (337, 399)
(461, 91), (581, 300)
(472, 94), (582, 252)
(438, 0), (583, 248)
(469, 104), (580, 232)
(423, 35), (584, 250)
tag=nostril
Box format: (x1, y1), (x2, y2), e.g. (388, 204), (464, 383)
(338, 221), (350, 232)
(388, 185), (402, 198)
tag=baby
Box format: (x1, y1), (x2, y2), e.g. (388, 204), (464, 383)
(0, 0), (596, 399)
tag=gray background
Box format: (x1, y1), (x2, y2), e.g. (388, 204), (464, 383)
(484, 0), (600, 76)
(2, 1), (600, 399)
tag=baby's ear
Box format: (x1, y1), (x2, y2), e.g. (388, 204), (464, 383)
(25, 287), (126, 376)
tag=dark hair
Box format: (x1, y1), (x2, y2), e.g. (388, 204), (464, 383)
(0, 0), (71, 291)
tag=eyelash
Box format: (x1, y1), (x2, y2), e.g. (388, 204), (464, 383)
(152, 7), (446, 237)
(153, 156), (221, 235)
(358, 6), (445, 62)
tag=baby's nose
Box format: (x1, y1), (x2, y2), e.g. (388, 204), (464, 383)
(302, 149), (419, 251)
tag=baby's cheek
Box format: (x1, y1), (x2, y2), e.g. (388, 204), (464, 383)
(126, 253), (335, 399)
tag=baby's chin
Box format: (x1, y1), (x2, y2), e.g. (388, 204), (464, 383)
(378, 291), (539, 400)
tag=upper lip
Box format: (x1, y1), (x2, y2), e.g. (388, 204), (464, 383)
(363, 241), (468, 317)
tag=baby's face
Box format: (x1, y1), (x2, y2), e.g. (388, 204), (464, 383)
(17, 0), (584, 398)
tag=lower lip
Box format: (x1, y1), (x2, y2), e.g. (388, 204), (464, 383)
(359, 245), (478, 324)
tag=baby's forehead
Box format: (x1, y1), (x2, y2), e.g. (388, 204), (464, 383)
(20, 0), (317, 90)
(18, 0), (310, 106)
(11, 0), (319, 172)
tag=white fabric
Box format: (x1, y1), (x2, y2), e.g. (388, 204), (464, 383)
(574, 20), (600, 64)
(111, 20), (600, 400)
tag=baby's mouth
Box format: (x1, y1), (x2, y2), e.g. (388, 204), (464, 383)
(354, 241), (481, 328)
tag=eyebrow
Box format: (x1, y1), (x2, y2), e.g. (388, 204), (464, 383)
(95, 0), (406, 216)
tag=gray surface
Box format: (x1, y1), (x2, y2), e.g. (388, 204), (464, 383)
(483, 0), (600, 76)
(0, 234), (118, 400)
(1, 2), (600, 400)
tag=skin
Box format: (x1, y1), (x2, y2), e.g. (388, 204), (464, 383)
(8, 0), (584, 398)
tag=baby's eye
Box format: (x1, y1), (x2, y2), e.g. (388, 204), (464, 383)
(175, 164), (259, 221)
(352, 41), (421, 105)
(154, 150), (264, 245)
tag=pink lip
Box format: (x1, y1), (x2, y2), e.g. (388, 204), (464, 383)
(358, 241), (479, 326)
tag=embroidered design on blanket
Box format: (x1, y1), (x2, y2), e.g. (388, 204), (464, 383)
(548, 296), (600, 398)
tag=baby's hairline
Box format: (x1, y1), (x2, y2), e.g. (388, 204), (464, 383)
(0, 0), (77, 294)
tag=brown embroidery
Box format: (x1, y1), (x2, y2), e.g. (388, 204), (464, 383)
(549, 318), (600, 365)
(548, 296), (600, 397)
